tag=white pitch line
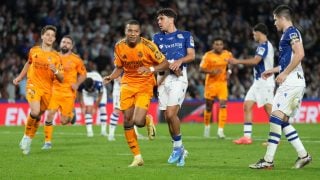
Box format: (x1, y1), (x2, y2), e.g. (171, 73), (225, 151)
(1, 130), (320, 143)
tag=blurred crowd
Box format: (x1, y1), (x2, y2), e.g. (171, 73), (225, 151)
(0, 0), (319, 102)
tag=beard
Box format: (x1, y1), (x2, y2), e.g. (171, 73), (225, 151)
(60, 47), (69, 54)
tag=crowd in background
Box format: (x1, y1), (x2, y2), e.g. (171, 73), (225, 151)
(0, 0), (319, 102)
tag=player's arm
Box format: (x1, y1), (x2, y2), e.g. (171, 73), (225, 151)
(262, 66), (280, 80)
(13, 61), (30, 85)
(73, 74), (87, 91)
(170, 48), (195, 71)
(103, 67), (123, 84)
(275, 38), (304, 84)
(228, 55), (262, 66)
(49, 63), (64, 83)
(282, 41), (305, 76)
(137, 58), (170, 74)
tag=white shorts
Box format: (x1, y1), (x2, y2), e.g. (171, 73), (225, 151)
(82, 88), (107, 106)
(272, 86), (305, 117)
(157, 73), (188, 110)
(245, 85), (274, 108)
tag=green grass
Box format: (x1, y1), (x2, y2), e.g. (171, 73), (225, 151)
(0, 123), (319, 179)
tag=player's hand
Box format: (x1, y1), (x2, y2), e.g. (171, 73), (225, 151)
(211, 69), (222, 75)
(137, 66), (151, 74)
(173, 69), (183, 76)
(49, 64), (57, 73)
(13, 77), (21, 85)
(261, 69), (274, 80)
(169, 59), (182, 71)
(103, 76), (112, 84)
(275, 72), (288, 85)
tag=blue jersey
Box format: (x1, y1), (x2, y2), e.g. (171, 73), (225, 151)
(253, 41), (274, 86)
(153, 30), (195, 67)
(278, 26), (305, 87)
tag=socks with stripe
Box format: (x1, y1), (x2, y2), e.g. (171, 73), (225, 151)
(264, 115), (282, 162)
(243, 122), (252, 138)
(124, 128), (140, 156)
(282, 121), (307, 158)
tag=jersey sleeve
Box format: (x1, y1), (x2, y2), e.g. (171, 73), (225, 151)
(200, 53), (209, 69)
(289, 29), (301, 45)
(146, 42), (166, 64)
(95, 81), (104, 94)
(185, 32), (195, 49)
(113, 46), (123, 68)
(256, 44), (267, 58)
(76, 58), (87, 76)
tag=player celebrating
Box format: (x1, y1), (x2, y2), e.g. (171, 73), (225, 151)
(153, 8), (195, 166)
(229, 23), (275, 144)
(13, 25), (63, 155)
(200, 37), (233, 138)
(42, 35), (87, 149)
(103, 20), (169, 167)
(249, 5), (312, 169)
(78, 71), (107, 137)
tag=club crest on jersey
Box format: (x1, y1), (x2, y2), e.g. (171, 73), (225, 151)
(122, 54), (127, 59)
(159, 44), (163, 49)
(177, 34), (184, 39)
(257, 47), (265, 55)
(138, 51), (143, 58)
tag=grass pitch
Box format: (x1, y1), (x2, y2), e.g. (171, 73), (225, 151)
(0, 123), (319, 179)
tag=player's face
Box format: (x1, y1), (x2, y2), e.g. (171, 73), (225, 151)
(252, 31), (259, 42)
(273, 15), (283, 31)
(213, 40), (224, 53)
(41, 30), (56, 46)
(157, 15), (172, 32)
(125, 24), (141, 46)
(60, 37), (73, 54)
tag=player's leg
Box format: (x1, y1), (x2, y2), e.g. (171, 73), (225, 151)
(166, 80), (188, 166)
(82, 94), (94, 137)
(99, 103), (107, 136)
(203, 85), (215, 137)
(42, 109), (56, 150)
(108, 108), (120, 141)
(233, 100), (255, 144)
(217, 84), (228, 139)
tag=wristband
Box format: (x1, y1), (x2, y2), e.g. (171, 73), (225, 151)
(149, 66), (155, 72)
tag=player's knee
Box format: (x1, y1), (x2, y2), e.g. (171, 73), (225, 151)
(165, 111), (176, 121)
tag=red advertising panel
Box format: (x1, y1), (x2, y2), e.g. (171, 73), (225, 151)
(0, 100), (319, 126)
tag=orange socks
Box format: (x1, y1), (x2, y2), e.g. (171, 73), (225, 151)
(218, 108), (227, 129)
(204, 110), (211, 126)
(44, 121), (53, 142)
(25, 115), (36, 137)
(125, 128), (140, 156)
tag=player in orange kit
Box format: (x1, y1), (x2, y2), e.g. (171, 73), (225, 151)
(103, 20), (169, 167)
(13, 25), (64, 155)
(42, 35), (87, 150)
(200, 37), (233, 139)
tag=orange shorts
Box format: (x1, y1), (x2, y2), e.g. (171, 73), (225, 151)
(204, 83), (228, 101)
(120, 83), (153, 110)
(26, 85), (52, 112)
(48, 92), (76, 118)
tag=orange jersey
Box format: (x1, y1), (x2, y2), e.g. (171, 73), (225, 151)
(52, 53), (87, 96)
(200, 50), (232, 84)
(27, 46), (63, 92)
(114, 37), (165, 87)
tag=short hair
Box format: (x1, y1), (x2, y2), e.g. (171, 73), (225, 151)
(125, 19), (140, 27)
(273, 4), (293, 21)
(253, 23), (268, 35)
(157, 8), (177, 21)
(213, 37), (224, 43)
(83, 78), (94, 91)
(62, 35), (74, 44)
(41, 25), (57, 35)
